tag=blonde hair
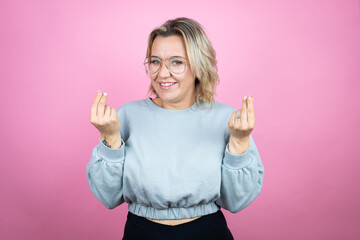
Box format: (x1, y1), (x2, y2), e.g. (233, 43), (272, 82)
(145, 17), (219, 106)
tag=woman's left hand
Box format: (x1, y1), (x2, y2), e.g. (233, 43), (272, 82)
(227, 96), (255, 155)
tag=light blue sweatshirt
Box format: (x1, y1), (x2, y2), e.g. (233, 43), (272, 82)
(86, 97), (264, 220)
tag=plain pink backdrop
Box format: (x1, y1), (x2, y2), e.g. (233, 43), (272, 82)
(1, 0), (359, 239)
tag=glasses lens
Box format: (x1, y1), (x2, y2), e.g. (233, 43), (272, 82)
(167, 57), (186, 74)
(145, 57), (161, 74)
(145, 57), (187, 74)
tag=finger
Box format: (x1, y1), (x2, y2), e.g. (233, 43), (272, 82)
(104, 105), (111, 119)
(229, 111), (236, 128)
(235, 111), (241, 125)
(240, 96), (248, 123)
(247, 96), (255, 128)
(90, 90), (103, 119)
(111, 107), (118, 120)
(98, 92), (108, 118)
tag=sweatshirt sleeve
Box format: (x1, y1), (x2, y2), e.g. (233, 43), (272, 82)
(86, 137), (126, 209)
(215, 134), (264, 213)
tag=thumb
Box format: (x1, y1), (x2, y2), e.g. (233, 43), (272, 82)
(100, 92), (108, 105)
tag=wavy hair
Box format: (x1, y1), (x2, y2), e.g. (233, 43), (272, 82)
(145, 17), (219, 106)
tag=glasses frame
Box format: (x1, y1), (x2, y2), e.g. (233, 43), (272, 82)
(143, 56), (188, 75)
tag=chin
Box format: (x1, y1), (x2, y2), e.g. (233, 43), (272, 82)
(153, 88), (178, 102)
(158, 94), (179, 103)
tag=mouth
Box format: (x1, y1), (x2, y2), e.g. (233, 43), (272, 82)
(158, 82), (177, 90)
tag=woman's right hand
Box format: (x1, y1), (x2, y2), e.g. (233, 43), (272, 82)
(90, 91), (122, 147)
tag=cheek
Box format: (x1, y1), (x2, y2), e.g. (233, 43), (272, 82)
(182, 73), (196, 85)
(183, 69), (196, 84)
(150, 74), (157, 82)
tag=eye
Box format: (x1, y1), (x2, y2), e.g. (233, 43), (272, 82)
(170, 59), (184, 65)
(150, 59), (161, 64)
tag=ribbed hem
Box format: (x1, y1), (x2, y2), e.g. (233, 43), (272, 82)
(128, 202), (220, 220)
(97, 138), (125, 163)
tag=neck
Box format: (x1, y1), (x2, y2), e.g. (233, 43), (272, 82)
(153, 97), (195, 110)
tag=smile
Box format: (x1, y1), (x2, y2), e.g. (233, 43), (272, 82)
(159, 82), (177, 89)
(160, 82), (176, 86)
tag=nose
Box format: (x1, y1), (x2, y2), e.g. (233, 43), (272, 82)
(158, 62), (171, 78)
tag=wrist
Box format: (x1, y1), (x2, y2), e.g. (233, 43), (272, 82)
(228, 136), (250, 155)
(100, 133), (120, 141)
(101, 134), (122, 149)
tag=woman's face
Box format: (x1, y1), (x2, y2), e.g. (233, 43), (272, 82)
(150, 35), (196, 108)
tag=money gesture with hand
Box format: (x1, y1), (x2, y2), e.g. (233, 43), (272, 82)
(227, 96), (255, 155)
(90, 90), (122, 148)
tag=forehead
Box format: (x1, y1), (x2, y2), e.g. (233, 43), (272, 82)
(151, 35), (187, 58)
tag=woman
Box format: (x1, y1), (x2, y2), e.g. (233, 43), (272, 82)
(87, 17), (264, 240)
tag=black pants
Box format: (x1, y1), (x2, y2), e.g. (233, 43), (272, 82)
(122, 210), (234, 240)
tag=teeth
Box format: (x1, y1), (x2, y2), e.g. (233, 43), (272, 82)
(160, 83), (175, 87)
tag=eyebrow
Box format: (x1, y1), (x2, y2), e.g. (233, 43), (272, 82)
(150, 55), (185, 59)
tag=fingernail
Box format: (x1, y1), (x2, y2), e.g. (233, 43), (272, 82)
(104, 92), (108, 96)
(243, 96), (247, 100)
(97, 90), (101, 95)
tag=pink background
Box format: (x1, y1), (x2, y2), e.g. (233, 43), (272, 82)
(1, 0), (359, 239)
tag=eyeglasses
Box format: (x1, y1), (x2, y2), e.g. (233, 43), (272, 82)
(144, 56), (188, 75)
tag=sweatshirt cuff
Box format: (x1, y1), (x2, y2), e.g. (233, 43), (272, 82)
(223, 143), (254, 169)
(98, 138), (125, 163)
